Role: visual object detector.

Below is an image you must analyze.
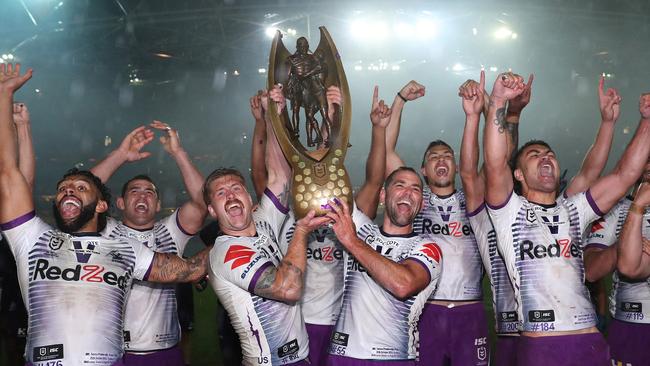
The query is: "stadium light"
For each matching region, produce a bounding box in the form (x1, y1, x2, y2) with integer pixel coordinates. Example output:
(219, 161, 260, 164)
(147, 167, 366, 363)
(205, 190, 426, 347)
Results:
(494, 27, 513, 40)
(265, 27, 279, 38)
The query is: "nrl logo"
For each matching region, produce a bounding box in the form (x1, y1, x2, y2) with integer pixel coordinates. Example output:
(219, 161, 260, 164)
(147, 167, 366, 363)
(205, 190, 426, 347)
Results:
(48, 235, 66, 251)
(526, 209, 537, 223)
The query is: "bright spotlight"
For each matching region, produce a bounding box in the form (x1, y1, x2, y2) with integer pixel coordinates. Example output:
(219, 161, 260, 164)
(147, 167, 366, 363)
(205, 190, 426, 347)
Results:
(7, 54, 13, 60)
(489, 66, 498, 72)
(391, 65, 400, 71)
(351, 20, 388, 41)
(287, 28, 297, 36)
(394, 22, 414, 38)
(350, 20, 367, 39)
(472, 27, 478, 36)
(452, 63, 465, 72)
(354, 65, 363, 71)
(415, 20, 437, 39)
(494, 27, 513, 40)
(258, 68, 267, 74)
(233, 70, 240, 76)
(1, 54, 7, 60)
(511, 33, 518, 39)
(265, 27, 279, 38)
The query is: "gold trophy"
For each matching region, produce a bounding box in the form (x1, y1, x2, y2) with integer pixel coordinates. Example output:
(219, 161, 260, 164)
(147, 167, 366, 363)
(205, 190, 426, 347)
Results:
(267, 26, 352, 218)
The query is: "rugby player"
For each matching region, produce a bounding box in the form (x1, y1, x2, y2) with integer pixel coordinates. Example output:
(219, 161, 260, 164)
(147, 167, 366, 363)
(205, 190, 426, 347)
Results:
(249, 86, 390, 365)
(0, 63, 209, 366)
(90, 120, 207, 365)
(385, 80, 488, 366)
(325, 167, 442, 365)
(483, 71, 650, 365)
(205, 85, 330, 366)
(586, 157, 650, 365)
(459, 71, 620, 365)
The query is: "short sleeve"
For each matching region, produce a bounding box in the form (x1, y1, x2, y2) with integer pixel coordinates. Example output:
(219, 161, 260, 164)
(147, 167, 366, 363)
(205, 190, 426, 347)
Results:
(486, 191, 524, 227)
(0, 211, 47, 259)
(585, 201, 626, 250)
(405, 240, 442, 284)
(255, 189, 290, 237)
(210, 237, 276, 293)
(564, 189, 604, 233)
(352, 205, 373, 234)
(131, 240, 156, 281)
(159, 208, 194, 255)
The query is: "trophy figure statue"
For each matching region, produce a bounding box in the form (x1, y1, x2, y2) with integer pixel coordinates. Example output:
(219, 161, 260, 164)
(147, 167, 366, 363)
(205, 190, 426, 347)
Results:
(268, 26, 353, 218)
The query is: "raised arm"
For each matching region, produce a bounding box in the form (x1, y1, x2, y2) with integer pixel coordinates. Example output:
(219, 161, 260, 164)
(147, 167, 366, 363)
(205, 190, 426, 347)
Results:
(355, 86, 390, 218)
(589, 93, 650, 213)
(326, 199, 431, 300)
(565, 76, 620, 196)
(249, 93, 268, 201)
(147, 247, 211, 283)
(150, 120, 207, 235)
(265, 86, 292, 205)
(504, 74, 533, 163)
(617, 182, 650, 279)
(483, 73, 525, 206)
(90, 126, 154, 183)
(459, 72, 486, 212)
(13, 102, 35, 189)
(252, 211, 329, 303)
(385, 80, 425, 176)
(0, 63, 34, 223)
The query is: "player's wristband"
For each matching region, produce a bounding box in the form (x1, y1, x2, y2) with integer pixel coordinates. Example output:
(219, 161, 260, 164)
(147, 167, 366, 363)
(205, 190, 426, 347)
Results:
(630, 202, 645, 215)
(397, 92, 408, 102)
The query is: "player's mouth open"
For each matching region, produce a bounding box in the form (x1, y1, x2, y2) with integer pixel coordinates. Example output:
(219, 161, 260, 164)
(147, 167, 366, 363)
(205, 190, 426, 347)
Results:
(539, 163, 554, 177)
(135, 202, 148, 213)
(435, 166, 448, 177)
(59, 197, 81, 218)
(225, 200, 244, 217)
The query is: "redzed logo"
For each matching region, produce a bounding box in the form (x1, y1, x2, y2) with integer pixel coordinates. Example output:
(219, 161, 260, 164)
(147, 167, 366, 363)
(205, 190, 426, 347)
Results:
(420, 243, 442, 262)
(224, 245, 256, 270)
(590, 218, 605, 233)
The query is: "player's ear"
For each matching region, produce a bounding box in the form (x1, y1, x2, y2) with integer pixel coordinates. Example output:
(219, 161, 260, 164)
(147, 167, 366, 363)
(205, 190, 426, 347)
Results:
(513, 168, 524, 183)
(116, 197, 125, 210)
(379, 187, 386, 206)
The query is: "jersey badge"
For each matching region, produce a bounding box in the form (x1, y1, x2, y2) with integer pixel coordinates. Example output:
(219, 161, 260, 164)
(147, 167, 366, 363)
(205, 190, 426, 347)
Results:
(420, 243, 442, 262)
(48, 235, 66, 251)
(590, 218, 605, 233)
(526, 209, 537, 223)
(224, 245, 256, 270)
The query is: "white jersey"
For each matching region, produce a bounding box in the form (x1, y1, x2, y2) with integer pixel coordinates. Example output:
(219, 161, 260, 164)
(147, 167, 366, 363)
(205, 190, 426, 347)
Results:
(329, 209, 442, 361)
(1, 211, 154, 366)
(413, 188, 483, 301)
(279, 212, 343, 326)
(586, 198, 650, 324)
(102, 210, 193, 352)
(487, 191, 601, 332)
(468, 204, 519, 334)
(208, 190, 308, 366)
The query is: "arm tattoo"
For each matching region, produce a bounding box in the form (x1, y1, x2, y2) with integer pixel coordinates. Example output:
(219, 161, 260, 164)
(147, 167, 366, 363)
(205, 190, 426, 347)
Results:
(506, 122, 519, 147)
(277, 182, 290, 206)
(493, 107, 507, 134)
(151, 250, 209, 283)
(253, 260, 303, 301)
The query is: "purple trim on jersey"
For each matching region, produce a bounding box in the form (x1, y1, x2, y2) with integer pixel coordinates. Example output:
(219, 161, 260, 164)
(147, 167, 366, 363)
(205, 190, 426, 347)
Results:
(486, 190, 513, 210)
(248, 261, 273, 292)
(466, 202, 486, 218)
(174, 207, 195, 236)
(404, 257, 432, 284)
(0, 210, 35, 230)
(264, 188, 290, 214)
(584, 243, 609, 251)
(142, 256, 155, 281)
(586, 189, 605, 217)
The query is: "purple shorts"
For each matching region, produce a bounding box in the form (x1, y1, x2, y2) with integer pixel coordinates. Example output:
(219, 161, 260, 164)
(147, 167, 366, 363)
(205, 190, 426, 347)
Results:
(327, 354, 414, 366)
(306, 323, 334, 366)
(494, 335, 518, 366)
(416, 302, 490, 366)
(608, 318, 650, 365)
(122, 345, 185, 366)
(516, 332, 609, 366)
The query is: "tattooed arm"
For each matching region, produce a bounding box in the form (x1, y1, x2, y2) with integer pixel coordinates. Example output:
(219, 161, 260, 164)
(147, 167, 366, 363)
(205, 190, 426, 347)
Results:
(252, 211, 329, 303)
(147, 247, 211, 283)
(483, 72, 525, 207)
(504, 74, 533, 164)
(265, 86, 292, 206)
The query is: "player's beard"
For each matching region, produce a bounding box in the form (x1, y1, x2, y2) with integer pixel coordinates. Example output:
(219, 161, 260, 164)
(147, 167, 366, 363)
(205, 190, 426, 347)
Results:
(53, 200, 97, 234)
(432, 178, 452, 189)
(386, 197, 418, 227)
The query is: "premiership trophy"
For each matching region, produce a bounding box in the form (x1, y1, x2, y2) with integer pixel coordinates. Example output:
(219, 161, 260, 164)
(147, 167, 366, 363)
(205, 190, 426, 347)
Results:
(267, 26, 352, 218)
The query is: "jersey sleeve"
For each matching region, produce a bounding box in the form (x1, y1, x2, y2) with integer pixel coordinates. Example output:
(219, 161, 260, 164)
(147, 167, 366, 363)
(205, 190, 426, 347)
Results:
(405, 239, 442, 285)
(0, 211, 48, 259)
(564, 189, 605, 234)
(585, 201, 626, 250)
(130, 239, 156, 281)
(352, 205, 374, 234)
(209, 237, 276, 293)
(277, 212, 296, 254)
(160, 208, 194, 256)
(486, 191, 524, 228)
(468, 204, 494, 274)
(256, 188, 290, 238)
